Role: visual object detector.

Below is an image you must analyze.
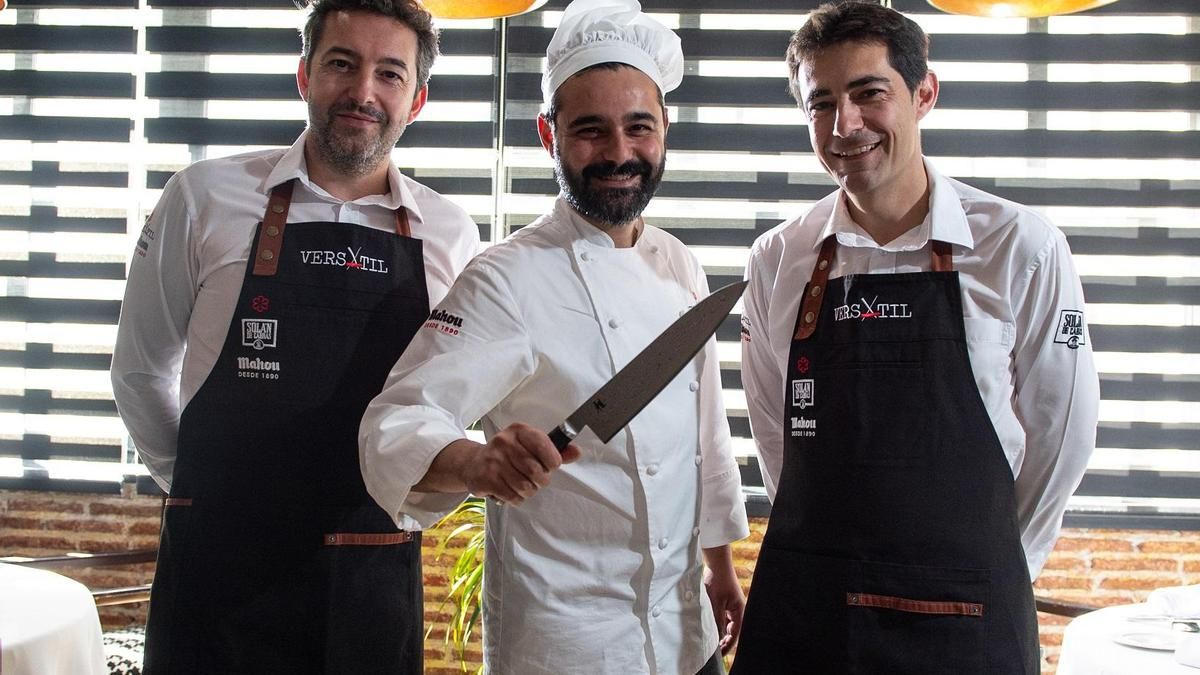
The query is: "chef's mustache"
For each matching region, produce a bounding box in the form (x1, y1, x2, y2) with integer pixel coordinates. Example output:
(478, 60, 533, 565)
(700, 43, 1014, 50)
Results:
(329, 101, 387, 124)
(582, 159, 652, 183)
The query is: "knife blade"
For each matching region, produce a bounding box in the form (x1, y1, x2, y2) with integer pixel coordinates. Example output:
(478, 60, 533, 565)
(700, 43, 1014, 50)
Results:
(547, 279, 748, 451)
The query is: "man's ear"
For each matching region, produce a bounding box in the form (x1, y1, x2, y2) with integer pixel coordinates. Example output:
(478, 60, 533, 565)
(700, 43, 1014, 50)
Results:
(914, 69, 938, 122)
(296, 57, 310, 102)
(536, 113, 555, 155)
(406, 85, 428, 124)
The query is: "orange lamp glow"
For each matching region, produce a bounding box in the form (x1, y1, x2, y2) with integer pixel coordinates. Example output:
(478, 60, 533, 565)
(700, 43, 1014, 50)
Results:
(926, 0, 1119, 17)
(421, 0, 548, 20)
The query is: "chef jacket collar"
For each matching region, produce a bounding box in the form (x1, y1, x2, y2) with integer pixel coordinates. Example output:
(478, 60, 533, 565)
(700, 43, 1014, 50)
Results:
(554, 196, 643, 250)
(261, 130, 424, 225)
(813, 157, 974, 254)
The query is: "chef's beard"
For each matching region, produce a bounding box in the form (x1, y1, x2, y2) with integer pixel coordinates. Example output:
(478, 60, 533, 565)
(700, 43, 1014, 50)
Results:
(308, 100, 405, 177)
(555, 152, 665, 228)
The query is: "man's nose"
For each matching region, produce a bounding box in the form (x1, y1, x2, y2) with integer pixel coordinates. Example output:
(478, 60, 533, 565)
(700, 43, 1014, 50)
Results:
(833, 101, 863, 138)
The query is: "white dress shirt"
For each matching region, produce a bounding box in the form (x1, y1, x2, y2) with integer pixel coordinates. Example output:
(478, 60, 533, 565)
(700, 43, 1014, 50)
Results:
(111, 131, 481, 492)
(740, 159, 1099, 579)
(360, 197, 749, 675)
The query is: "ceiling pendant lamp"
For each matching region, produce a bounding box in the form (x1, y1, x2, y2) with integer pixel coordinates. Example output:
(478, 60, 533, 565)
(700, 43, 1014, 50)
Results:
(421, 0, 548, 20)
(925, 0, 1119, 18)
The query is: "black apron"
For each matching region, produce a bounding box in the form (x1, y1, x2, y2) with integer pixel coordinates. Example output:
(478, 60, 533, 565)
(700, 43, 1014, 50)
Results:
(143, 180, 429, 674)
(732, 237, 1039, 675)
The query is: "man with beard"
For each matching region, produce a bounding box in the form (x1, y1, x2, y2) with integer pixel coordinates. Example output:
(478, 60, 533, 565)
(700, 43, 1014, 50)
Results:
(110, 1, 479, 672)
(358, 1, 749, 673)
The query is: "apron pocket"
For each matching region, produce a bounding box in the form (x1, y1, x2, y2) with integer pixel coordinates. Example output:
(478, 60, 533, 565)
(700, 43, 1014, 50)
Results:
(846, 559, 989, 674)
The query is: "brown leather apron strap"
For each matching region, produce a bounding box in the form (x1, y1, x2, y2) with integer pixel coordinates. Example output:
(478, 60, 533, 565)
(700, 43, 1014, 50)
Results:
(252, 180, 294, 277)
(794, 236, 837, 340)
(323, 532, 415, 546)
(164, 497, 193, 507)
(847, 592, 983, 617)
(393, 208, 411, 238)
(931, 240, 954, 272)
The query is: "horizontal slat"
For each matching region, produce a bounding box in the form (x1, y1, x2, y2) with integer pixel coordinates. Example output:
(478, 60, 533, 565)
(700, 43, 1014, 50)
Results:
(0, 26, 134, 53)
(146, 26, 497, 57)
(0, 212, 127, 235)
(0, 71, 134, 98)
(144, 118, 492, 147)
(0, 350, 112, 370)
(0, 167, 129, 189)
(145, 72, 494, 102)
(0, 115, 131, 142)
(0, 298, 121, 324)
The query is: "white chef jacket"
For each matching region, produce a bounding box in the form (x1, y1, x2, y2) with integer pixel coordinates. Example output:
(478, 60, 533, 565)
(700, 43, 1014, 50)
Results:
(111, 131, 481, 492)
(740, 159, 1099, 579)
(360, 197, 750, 675)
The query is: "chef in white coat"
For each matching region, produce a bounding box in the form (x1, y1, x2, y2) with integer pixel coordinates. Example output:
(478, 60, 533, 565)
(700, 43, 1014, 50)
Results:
(359, 1, 749, 673)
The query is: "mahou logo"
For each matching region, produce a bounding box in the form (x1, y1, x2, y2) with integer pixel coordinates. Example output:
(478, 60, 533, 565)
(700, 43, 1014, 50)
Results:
(299, 246, 389, 274)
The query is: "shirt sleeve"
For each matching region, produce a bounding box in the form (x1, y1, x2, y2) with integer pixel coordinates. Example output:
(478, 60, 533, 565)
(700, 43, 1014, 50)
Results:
(693, 267, 751, 549)
(741, 241, 786, 502)
(1009, 226, 1100, 579)
(110, 174, 200, 492)
(359, 258, 536, 529)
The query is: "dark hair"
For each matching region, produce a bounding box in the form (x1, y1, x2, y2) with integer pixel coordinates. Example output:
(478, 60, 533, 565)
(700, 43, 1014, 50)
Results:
(297, 0, 439, 87)
(786, 1, 929, 103)
(542, 62, 666, 129)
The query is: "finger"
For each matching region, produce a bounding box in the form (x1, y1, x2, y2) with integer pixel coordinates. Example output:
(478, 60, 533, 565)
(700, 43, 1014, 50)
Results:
(559, 443, 584, 464)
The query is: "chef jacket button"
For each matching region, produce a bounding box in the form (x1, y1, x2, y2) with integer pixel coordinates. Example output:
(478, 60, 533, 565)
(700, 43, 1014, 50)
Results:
(649, 245, 659, 254)
(694, 455, 702, 466)
(692, 526, 700, 537)
(688, 381, 699, 392)
(685, 590, 695, 602)
(580, 251, 590, 262)
(810, 285, 822, 298)
(804, 311, 815, 324)
(646, 464, 659, 476)
(260, 250, 274, 261)
(818, 259, 829, 271)
(271, 203, 285, 214)
(658, 537, 669, 550)
(266, 225, 280, 237)
(608, 318, 620, 329)
(652, 605, 662, 618)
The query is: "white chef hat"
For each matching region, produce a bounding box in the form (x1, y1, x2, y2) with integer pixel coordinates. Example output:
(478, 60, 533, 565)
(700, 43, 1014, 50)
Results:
(541, 0, 684, 105)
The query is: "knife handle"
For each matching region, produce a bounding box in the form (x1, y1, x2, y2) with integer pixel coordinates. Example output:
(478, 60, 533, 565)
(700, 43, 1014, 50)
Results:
(548, 424, 575, 452)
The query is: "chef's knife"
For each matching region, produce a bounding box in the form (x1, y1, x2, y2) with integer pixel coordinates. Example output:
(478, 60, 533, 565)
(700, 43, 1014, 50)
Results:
(547, 280, 748, 451)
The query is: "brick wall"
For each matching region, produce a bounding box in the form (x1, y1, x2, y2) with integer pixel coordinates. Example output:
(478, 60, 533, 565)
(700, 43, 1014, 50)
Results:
(4, 489, 1200, 673)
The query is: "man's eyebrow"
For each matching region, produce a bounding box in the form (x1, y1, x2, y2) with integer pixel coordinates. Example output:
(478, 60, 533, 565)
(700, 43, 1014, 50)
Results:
(624, 110, 657, 123)
(566, 114, 605, 129)
(322, 45, 409, 72)
(804, 75, 891, 108)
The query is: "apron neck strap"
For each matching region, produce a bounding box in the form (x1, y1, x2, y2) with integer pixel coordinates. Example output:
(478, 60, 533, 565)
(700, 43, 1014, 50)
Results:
(793, 235, 955, 340)
(252, 179, 412, 277)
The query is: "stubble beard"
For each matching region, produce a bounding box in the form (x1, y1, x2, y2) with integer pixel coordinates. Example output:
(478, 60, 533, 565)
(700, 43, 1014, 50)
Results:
(309, 100, 405, 177)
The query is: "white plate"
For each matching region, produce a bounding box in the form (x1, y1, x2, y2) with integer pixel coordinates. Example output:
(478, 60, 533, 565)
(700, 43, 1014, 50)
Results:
(1113, 631, 1178, 651)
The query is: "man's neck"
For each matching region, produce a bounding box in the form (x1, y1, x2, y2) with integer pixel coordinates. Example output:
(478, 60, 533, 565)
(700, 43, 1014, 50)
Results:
(303, 145, 391, 203)
(844, 167, 931, 247)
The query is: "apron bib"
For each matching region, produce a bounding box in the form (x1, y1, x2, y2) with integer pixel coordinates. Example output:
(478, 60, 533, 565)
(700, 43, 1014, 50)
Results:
(144, 180, 429, 674)
(733, 237, 1039, 674)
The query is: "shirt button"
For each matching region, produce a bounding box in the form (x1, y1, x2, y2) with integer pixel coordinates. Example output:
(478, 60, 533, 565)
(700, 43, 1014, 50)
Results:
(694, 455, 702, 466)
(658, 537, 669, 550)
(652, 605, 662, 618)
(649, 245, 660, 254)
(685, 590, 695, 602)
(580, 251, 590, 261)
(688, 381, 699, 392)
(608, 318, 620, 329)
(646, 464, 659, 476)
(692, 527, 700, 537)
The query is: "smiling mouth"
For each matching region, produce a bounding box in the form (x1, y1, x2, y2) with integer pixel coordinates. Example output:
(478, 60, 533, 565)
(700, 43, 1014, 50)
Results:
(832, 142, 880, 158)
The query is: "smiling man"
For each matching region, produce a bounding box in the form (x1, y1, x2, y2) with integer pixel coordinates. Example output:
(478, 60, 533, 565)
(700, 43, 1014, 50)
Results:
(110, 1, 479, 672)
(732, 2, 1099, 673)
(358, 1, 748, 673)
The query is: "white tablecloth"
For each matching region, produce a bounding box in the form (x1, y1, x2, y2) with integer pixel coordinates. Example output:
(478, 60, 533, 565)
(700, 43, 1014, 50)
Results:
(1058, 603, 1198, 675)
(0, 562, 106, 675)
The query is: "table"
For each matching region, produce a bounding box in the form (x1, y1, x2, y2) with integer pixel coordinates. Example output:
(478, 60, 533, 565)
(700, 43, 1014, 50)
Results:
(0, 562, 106, 675)
(1057, 603, 1198, 675)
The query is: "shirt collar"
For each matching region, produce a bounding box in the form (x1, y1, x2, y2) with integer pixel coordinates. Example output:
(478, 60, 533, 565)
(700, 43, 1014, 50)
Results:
(553, 196, 629, 249)
(261, 130, 424, 223)
(812, 157, 974, 253)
